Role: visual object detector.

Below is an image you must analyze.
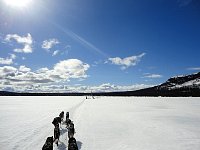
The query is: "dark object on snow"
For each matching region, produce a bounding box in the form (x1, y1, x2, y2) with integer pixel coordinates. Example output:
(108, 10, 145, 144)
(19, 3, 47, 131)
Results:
(66, 112, 69, 120)
(42, 136, 53, 150)
(52, 117, 61, 127)
(68, 122, 75, 138)
(68, 129, 75, 138)
(70, 122, 74, 128)
(66, 118, 71, 128)
(68, 137, 78, 150)
(54, 126, 60, 146)
(59, 111, 64, 121)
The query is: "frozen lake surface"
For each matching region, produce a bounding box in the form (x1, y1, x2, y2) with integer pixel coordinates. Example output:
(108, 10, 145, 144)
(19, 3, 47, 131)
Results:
(0, 96, 200, 150)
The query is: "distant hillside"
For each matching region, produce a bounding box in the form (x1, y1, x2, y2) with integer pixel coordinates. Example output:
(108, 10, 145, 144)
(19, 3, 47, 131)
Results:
(159, 72, 200, 90)
(95, 72, 200, 97)
(1, 72, 200, 96)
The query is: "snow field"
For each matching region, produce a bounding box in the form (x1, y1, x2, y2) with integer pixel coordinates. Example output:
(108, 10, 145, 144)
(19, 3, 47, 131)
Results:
(0, 96, 84, 150)
(0, 96, 200, 150)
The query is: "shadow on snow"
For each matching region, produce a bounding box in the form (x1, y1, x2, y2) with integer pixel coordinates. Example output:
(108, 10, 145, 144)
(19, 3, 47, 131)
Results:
(77, 141, 83, 149)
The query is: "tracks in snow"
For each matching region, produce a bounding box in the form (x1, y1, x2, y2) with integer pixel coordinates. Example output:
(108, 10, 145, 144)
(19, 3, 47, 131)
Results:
(54, 98, 86, 150)
(68, 99, 86, 120)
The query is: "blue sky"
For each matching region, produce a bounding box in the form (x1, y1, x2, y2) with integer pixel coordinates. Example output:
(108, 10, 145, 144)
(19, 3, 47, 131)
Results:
(0, 0, 200, 92)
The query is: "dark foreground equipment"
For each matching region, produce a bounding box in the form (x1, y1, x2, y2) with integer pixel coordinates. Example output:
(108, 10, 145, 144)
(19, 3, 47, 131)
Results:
(68, 122, 75, 138)
(66, 112, 69, 120)
(42, 136, 53, 150)
(68, 137, 78, 150)
(52, 117, 61, 127)
(54, 126, 60, 146)
(59, 111, 64, 121)
(66, 118, 71, 128)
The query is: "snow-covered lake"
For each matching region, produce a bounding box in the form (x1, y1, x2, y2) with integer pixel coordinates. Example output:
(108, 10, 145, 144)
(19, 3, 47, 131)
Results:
(0, 96, 200, 150)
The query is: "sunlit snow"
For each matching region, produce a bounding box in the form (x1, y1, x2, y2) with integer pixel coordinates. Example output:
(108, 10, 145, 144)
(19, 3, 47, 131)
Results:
(0, 96, 200, 150)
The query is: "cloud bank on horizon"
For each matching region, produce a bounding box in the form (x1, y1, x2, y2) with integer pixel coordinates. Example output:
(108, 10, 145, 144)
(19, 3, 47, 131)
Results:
(0, 0, 199, 92)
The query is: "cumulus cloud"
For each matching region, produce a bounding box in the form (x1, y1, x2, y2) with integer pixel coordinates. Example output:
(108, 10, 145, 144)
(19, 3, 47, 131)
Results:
(19, 65, 31, 73)
(36, 67, 49, 73)
(42, 38, 59, 51)
(5, 33, 33, 53)
(0, 66, 17, 77)
(53, 59, 90, 79)
(0, 57, 13, 65)
(0, 59, 90, 91)
(143, 73, 163, 78)
(0, 81, 153, 93)
(88, 83, 153, 93)
(0, 66, 50, 85)
(51, 83, 153, 93)
(108, 53, 146, 70)
(52, 50, 60, 56)
(0, 54, 16, 65)
(59, 83, 150, 93)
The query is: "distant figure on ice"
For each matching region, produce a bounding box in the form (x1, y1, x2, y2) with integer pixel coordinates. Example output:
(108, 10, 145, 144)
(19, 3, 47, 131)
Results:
(59, 111, 64, 122)
(68, 137, 78, 150)
(54, 125, 60, 146)
(42, 136, 53, 150)
(91, 91, 95, 99)
(52, 117, 61, 128)
(66, 112, 69, 121)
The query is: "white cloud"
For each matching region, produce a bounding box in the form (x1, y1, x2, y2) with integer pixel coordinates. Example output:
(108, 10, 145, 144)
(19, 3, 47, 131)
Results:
(88, 83, 153, 93)
(108, 53, 146, 70)
(143, 74, 163, 78)
(0, 81, 154, 93)
(19, 65, 31, 73)
(0, 54, 16, 65)
(0, 66, 17, 77)
(14, 44, 32, 53)
(52, 50, 60, 56)
(187, 67, 200, 71)
(0, 57, 13, 65)
(0, 59, 90, 90)
(36, 67, 49, 73)
(10, 54, 16, 59)
(5, 33, 33, 53)
(42, 38, 59, 51)
(53, 59, 90, 79)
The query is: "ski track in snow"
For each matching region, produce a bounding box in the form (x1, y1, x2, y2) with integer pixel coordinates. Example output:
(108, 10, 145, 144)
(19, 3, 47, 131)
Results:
(1, 97, 200, 150)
